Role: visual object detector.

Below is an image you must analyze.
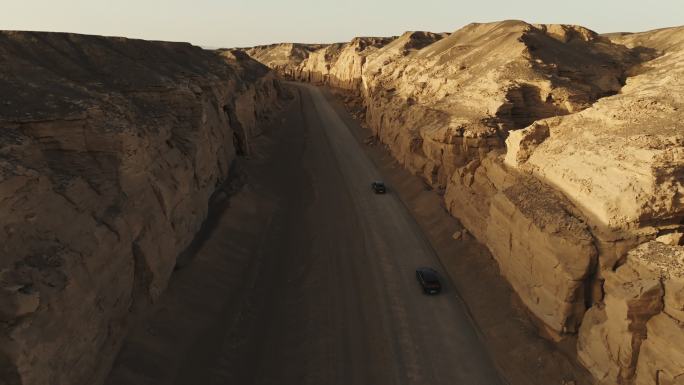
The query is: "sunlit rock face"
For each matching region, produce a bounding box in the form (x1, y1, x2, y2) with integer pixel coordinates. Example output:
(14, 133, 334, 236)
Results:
(245, 42, 325, 78)
(0, 32, 281, 385)
(578, 241, 684, 385)
(246, 20, 684, 383)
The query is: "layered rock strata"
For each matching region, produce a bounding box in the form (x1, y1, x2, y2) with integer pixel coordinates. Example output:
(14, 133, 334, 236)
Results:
(0, 32, 280, 385)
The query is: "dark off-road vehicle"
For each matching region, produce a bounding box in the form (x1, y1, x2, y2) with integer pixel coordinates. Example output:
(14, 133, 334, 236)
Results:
(415, 267, 442, 295)
(371, 181, 387, 194)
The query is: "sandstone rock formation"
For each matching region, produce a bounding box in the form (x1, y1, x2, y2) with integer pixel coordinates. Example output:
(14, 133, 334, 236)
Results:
(253, 20, 638, 334)
(578, 241, 684, 385)
(244, 42, 325, 78)
(0, 32, 280, 385)
(247, 20, 684, 383)
(299, 37, 395, 90)
(577, 244, 666, 384)
(448, 154, 597, 334)
(562, 27, 684, 385)
(636, 313, 684, 385)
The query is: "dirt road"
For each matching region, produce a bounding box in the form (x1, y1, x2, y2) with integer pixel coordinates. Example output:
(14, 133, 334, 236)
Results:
(105, 83, 504, 385)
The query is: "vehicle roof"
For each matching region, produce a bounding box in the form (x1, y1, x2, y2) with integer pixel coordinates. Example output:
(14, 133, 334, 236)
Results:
(417, 267, 439, 279)
(416, 266, 437, 272)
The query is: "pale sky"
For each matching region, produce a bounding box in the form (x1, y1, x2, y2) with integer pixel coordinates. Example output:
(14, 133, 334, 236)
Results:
(1, 0, 682, 48)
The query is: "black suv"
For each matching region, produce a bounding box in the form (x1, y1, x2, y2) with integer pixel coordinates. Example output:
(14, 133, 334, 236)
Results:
(371, 181, 387, 194)
(415, 267, 442, 294)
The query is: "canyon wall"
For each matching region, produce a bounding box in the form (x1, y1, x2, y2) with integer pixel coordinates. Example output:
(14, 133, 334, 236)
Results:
(570, 27, 684, 385)
(245, 42, 325, 78)
(0, 32, 281, 385)
(247, 20, 684, 383)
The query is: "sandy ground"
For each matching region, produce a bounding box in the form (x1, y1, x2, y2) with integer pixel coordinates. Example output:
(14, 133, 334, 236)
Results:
(104, 82, 591, 385)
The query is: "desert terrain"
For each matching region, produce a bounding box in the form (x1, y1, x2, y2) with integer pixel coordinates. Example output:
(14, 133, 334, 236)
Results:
(0, 19, 682, 385)
(246, 21, 683, 385)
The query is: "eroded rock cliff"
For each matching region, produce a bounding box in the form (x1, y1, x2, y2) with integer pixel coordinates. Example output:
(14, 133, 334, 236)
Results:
(578, 241, 683, 385)
(0, 32, 280, 385)
(247, 20, 684, 383)
(244, 42, 325, 78)
(572, 27, 684, 385)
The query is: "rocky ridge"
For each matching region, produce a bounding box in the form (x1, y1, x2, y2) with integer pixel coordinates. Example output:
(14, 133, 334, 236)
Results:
(246, 20, 684, 384)
(244, 42, 325, 78)
(0, 32, 281, 385)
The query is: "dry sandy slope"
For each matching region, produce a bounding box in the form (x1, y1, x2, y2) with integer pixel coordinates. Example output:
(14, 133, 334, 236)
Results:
(0, 32, 281, 385)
